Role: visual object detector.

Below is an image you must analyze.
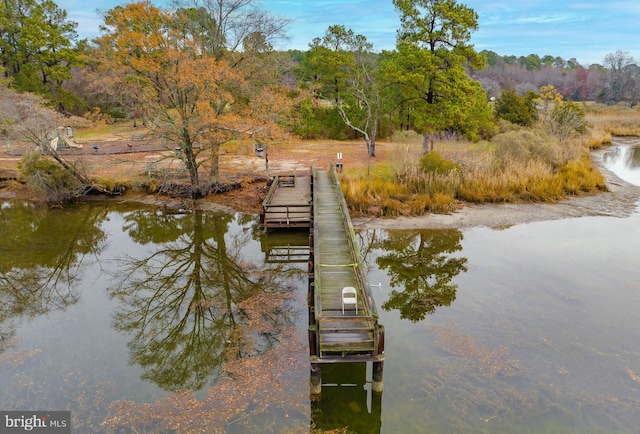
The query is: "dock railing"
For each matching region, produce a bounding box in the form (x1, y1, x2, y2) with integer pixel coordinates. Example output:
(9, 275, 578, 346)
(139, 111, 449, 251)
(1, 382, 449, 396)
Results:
(261, 172, 311, 229)
(327, 162, 379, 320)
(308, 163, 384, 367)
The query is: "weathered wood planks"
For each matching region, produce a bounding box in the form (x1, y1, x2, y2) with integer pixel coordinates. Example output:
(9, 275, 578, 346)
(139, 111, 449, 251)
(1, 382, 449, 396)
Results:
(311, 168, 384, 362)
(261, 175, 312, 229)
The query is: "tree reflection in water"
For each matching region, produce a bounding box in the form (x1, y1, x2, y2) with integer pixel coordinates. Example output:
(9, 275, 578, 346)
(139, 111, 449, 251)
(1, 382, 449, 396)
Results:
(0, 201, 107, 354)
(370, 229, 468, 322)
(108, 211, 306, 427)
(602, 143, 640, 184)
(612, 143, 640, 169)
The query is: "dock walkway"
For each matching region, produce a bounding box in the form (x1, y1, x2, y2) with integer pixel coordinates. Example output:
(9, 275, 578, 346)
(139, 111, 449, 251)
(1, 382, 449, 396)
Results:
(261, 166, 384, 371)
(310, 168, 384, 364)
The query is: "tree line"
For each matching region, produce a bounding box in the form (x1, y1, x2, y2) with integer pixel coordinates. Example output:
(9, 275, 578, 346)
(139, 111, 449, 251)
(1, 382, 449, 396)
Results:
(1, 0, 638, 196)
(474, 50, 640, 105)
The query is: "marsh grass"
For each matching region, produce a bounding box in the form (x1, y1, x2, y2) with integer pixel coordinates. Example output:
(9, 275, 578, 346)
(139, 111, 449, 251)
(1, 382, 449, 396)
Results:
(343, 117, 612, 216)
(341, 161, 458, 216)
(585, 103, 640, 140)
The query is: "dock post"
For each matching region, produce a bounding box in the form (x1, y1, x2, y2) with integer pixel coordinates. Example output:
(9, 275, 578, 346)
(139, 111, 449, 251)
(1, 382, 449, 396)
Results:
(373, 324, 385, 393)
(308, 251, 315, 320)
(308, 325, 318, 356)
(372, 361, 384, 393)
(310, 364, 322, 395)
(308, 252, 314, 287)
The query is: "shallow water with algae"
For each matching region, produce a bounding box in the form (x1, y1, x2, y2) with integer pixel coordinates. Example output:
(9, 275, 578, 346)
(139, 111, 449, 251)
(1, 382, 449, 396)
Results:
(1, 149, 640, 432)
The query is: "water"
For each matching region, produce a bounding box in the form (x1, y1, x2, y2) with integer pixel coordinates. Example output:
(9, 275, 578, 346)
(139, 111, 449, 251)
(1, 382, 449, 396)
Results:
(1, 143, 639, 433)
(602, 137, 640, 185)
(0, 204, 311, 432)
(367, 216, 640, 432)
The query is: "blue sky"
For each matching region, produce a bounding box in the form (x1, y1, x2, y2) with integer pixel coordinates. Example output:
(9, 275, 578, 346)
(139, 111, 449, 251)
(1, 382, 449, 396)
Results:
(58, 0, 640, 66)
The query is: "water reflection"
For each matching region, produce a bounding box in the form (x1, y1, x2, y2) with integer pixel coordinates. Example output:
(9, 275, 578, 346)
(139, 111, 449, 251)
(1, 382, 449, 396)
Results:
(364, 229, 467, 322)
(101, 209, 310, 432)
(1, 197, 638, 432)
(108, 209, 302, 391)
(260, 230, 310, 264)
(602, 142, 640, 185)
(312, 363, 382, 433)
(0, 201, 107, 353)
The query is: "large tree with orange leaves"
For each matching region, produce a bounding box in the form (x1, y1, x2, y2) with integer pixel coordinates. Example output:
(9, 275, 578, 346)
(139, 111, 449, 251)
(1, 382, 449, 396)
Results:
(93, 1, 293, 195)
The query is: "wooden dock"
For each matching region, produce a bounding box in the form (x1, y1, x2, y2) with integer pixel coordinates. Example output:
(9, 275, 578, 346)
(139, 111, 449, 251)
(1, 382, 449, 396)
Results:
(260, 174, 312, 229)
(261, 165, 384, 393)
(309, 167, 384, 367)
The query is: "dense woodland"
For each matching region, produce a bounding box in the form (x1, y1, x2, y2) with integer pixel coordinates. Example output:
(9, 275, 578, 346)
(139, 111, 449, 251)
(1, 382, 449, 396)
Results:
(2, 0, 638, 127)
(1, 0, 639, 204)
(474, 50, 640, 105)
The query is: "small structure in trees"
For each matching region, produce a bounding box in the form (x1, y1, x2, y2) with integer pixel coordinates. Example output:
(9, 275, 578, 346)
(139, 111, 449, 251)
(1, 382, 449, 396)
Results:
(48, 127, 83, 150)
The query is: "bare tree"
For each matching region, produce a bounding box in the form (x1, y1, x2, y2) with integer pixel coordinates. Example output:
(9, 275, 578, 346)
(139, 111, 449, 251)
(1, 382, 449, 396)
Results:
(170, 0, 291, 56)
(0, 86, 106, 199)
(304, 25, 383, 157)
(602, 50, 639, 104)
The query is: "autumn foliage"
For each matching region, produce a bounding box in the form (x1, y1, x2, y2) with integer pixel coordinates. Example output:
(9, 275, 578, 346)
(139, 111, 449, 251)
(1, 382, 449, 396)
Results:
(91, 1, 294, 195)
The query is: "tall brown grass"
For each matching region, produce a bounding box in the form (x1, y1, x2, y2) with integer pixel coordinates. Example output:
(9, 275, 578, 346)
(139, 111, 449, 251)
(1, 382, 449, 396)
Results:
(341, 161, 459, 216)
(341, 107, 624, 216)
(585, 103, 640, 143)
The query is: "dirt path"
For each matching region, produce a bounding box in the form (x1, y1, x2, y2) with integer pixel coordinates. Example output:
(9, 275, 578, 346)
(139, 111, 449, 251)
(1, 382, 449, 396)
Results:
(352, 148, 640, 230)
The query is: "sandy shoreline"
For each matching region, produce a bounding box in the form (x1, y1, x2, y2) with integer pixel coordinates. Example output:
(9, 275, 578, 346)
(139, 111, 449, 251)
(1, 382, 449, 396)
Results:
(352, 148, 640, 230)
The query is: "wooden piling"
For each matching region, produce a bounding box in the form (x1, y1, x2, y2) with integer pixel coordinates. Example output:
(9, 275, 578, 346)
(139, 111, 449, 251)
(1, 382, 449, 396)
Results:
(310, 364, 322, 395)
(309, 325, 318, 357)
(373, 325, 385, 393)
(372, 361, 384, 393)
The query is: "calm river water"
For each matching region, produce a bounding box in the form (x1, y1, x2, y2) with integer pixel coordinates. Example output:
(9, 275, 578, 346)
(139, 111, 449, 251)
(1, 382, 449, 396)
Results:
(1, 142, 639, 433)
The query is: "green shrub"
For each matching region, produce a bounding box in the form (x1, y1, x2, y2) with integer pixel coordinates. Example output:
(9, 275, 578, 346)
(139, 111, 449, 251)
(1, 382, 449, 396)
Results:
(549, 101, 588, 141)
(420, 151, 461, 174)
(496, 119, 521, 133)
(292, 104, 352, 139)
(491, 129, 562, 167)
(494, 86, 538, 126)
(18, 150, 82, 201)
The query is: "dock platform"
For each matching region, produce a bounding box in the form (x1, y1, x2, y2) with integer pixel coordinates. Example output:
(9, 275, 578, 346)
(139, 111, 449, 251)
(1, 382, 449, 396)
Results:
(261, 174, 311, 229)
(261, 165, 385, 393)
